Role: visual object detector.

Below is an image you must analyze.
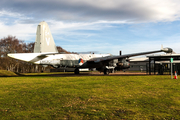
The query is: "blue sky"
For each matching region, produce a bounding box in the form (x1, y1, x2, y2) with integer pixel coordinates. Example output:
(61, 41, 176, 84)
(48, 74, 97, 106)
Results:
(0, 0, 180, 55)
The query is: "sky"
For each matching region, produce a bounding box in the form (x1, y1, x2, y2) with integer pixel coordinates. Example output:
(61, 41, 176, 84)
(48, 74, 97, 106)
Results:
(0, 0, 180, 55)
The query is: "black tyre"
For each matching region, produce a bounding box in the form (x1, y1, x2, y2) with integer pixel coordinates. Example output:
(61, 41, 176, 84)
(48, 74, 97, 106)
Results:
(74, 68, 79, 74)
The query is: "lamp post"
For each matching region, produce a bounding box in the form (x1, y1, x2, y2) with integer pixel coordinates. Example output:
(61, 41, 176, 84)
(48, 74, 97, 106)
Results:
(171, 58, 173, 79)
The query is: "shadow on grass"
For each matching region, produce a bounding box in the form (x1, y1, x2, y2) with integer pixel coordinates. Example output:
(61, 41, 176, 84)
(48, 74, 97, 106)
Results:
(0, 71, 150, 77)
(43, 72, 149, 77)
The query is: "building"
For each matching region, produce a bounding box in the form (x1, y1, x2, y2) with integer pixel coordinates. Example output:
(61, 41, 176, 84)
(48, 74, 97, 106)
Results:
(129, 54, 180, 75)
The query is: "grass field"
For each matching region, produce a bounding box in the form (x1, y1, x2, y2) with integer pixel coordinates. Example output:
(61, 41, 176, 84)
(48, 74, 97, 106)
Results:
(0, 72, 180, 119)
(0, 70, 17, 77)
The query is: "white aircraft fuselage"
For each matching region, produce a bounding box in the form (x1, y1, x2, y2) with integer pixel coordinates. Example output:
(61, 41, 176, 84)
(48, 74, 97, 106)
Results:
(36, 53, 111, 68)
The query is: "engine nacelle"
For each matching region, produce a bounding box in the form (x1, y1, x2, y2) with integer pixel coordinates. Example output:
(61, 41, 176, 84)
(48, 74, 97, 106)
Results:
(161, 47, 173, 53)
(116, 58, 130, 69)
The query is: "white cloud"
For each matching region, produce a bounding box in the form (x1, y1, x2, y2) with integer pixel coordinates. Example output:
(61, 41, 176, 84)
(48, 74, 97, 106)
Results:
(48, 20, 128, 33)
(1, 0, 180, 22)
(0, 20, 36, 41)
(61, 0, 180, 22)
(0, 0, 180, 54)
(0, 10, 22, 17)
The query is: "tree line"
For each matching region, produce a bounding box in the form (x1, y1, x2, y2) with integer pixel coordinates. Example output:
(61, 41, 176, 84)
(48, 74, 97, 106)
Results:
(0, 36, 70, 73)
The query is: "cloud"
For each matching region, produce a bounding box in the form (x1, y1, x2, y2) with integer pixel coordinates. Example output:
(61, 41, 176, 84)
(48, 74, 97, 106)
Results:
(1, 0, 180, 54)
(0, 21, 36, 42)
(1, 0, 180, 23)
(61, 38, 180, 55)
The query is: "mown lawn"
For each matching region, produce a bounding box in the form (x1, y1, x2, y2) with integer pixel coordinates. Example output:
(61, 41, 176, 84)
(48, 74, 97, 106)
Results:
(0, 70, 17, 77)
(0, 75, 180, 119)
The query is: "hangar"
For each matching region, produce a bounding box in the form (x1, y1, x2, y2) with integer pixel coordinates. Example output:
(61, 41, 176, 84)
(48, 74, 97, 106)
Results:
(129, 54, 180, 75)
(147, 54, 180, 75)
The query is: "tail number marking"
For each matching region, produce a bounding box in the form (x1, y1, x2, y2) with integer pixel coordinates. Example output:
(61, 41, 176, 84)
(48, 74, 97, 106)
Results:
(43, 25, 50, 46)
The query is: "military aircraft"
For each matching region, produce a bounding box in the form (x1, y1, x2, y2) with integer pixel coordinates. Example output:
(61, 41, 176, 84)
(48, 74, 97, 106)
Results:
(8, 21, 173, 75)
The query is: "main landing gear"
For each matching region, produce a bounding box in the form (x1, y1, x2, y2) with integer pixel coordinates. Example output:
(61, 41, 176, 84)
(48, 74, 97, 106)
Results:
(103, 68, 114, 75)
(74, 68, 79, 74)
(104, 69, 110, 75)
(74, 68, 113, 75)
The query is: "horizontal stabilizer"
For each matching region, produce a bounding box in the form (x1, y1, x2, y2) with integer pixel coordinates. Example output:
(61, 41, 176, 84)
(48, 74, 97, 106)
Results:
(7, 52, 58, 63)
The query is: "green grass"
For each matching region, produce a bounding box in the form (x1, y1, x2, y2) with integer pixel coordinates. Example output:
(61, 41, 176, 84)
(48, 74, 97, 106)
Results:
(0, 70, 17, 77)
(20, 72, 72, 76)
(0, 70, 72, 77)
(0, 75, 180, 119)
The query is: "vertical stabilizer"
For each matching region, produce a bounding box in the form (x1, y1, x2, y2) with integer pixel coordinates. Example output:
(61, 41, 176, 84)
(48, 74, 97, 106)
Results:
(34, 21, 58, 53)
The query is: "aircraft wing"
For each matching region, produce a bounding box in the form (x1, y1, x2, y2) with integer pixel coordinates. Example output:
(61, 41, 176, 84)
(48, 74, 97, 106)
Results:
(87, 48, 173, 63)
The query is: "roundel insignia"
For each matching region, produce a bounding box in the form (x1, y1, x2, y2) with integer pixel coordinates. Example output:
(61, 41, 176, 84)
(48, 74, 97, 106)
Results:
(78, 58, 84, 65)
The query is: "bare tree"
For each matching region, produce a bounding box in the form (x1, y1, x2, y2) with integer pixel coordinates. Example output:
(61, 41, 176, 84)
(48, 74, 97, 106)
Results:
(0, 36, 36, 72)
(57, 46, 71, 54)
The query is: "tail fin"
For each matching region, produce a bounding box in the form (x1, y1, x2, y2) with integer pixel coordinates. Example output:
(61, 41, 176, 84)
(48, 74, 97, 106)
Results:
(34, 21, 58, 53)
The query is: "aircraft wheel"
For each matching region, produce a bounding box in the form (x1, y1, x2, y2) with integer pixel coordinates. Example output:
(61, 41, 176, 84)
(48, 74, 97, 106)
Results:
(74, 68, 79, 74)
(104, 69, 109, 75)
